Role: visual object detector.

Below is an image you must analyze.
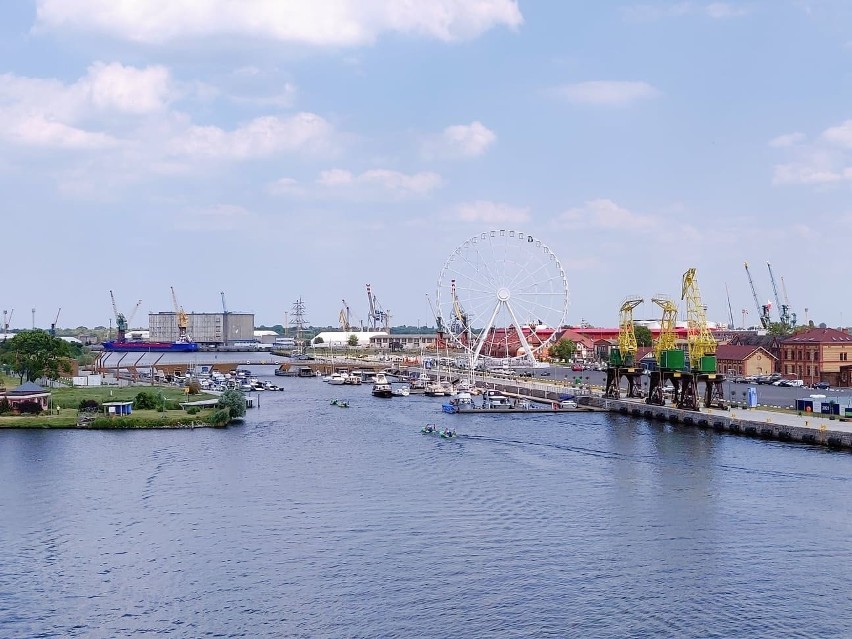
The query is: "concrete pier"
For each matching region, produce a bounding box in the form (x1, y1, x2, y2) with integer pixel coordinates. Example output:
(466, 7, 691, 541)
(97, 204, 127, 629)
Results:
(477, 377, 852, 451)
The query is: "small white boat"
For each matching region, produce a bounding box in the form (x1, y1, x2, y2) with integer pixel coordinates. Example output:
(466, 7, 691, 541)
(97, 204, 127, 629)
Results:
(391, 384, 410, 397)
(328, 373, 347, 385)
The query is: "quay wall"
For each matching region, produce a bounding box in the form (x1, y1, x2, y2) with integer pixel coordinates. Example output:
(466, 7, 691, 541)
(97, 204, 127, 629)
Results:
(479, 378, 852, 452)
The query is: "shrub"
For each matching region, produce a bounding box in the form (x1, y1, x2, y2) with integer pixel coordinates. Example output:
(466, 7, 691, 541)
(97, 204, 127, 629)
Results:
(133, 391, 160, 410)
(218, 389, 246, 419)
(186, 406, 200, 415)
(206, 408, 231, 427)
(0, 397, 10, 414)
(78, 399, 100, 412)
(17, 401, 43, 415)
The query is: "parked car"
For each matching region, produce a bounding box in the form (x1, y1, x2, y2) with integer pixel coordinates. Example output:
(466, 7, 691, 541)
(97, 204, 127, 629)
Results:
(571, 364, 583, 371)
(539, 371, 551, 376)
(813, 381, 831, 390)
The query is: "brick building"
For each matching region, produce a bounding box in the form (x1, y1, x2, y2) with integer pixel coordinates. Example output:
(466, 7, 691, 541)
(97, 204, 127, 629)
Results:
(715, 344, 777, 378)
(780, 327, 852, 386)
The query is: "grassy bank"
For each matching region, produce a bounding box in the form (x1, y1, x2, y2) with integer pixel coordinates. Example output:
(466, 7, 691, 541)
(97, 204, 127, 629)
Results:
(0, 377, 224, 429)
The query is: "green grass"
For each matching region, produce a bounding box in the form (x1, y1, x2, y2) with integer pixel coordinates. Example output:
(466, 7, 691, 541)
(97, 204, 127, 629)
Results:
(0, 379, 219, 428)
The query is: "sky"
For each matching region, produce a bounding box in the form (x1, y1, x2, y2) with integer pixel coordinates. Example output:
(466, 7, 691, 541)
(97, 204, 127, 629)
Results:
(2, 0, 852, 332)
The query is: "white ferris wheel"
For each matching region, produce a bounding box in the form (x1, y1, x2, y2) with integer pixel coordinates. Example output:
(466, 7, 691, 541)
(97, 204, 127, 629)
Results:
(436, 230, 569, 368)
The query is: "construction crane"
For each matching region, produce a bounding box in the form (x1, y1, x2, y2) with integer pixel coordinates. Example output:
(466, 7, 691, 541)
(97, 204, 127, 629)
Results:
(646, 295, 682, 406)
(339, 299, 351, 331)
(2, 309, 13, 339)
(744, 261, 771, 329)
(171, 286, 190, 342)
(366, 283, 391, 332)
(725, 284, 735, 330)
(49, 308, 61, 337)
(780, 276, 797, 327)
(766, 262, 793, 330)
(605, 296, 644, 399)
(450, 279, 470, 341)
(110, 290, 128, 342)
(681, 268, 725, 410)
(682, 268, 716, 370)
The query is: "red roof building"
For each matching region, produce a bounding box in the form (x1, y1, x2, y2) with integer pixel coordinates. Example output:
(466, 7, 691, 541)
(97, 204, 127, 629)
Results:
(780, 327, 852, 386)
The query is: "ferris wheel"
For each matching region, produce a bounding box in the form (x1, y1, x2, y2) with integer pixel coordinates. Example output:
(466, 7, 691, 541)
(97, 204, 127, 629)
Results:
(436, 230, 569, 367)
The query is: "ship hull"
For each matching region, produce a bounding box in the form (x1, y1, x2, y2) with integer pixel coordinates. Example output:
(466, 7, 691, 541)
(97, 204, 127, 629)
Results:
(103, 341, 199, 352)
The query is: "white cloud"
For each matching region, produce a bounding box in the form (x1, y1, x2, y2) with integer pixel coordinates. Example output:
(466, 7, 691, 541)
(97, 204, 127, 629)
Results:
(168, 113, 336, 160)
(771, 119, 852, 186)
(35, 0, 523, 46)
(8, 116, 118, 149)
(769, 132, 805, 148)
(426, 121, 497, 158)
(267, 177, 304, 196)
(0, 62, 173, 149)
(624, 2, 748, 21)
(555, 199, 659, 230)
(552, 81, 659, 107)
(822, 120, 852, 148)
(85, 62, 172, 114)
(772, 163, 847, 186)
(455, 200, 530, 224)
(317, 168, 443, 195)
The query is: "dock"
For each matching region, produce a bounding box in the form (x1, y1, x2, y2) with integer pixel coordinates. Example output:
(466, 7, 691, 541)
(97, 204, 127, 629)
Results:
(472, 377, 852, 451)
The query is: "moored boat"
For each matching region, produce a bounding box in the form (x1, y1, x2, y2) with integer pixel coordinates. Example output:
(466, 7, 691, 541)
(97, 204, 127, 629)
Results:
(372, 373, 393, 398)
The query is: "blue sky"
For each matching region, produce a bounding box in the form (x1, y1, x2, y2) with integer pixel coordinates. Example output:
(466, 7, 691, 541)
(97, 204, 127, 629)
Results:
(2, 0, 852, 331)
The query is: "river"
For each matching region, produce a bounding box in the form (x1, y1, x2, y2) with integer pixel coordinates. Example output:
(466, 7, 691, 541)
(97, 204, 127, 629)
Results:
(2, 369, 851, 638)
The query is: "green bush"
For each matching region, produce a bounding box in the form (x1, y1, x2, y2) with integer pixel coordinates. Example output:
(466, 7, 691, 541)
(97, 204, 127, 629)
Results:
(133, 391, 160, 410)
(187, 406, 200, 415)
(0, 397, 10, 414)
(17, 401, 43, 415)
(78, 399, 100, 412)
(218, 389, 246, 419)
(206, 408, 231, 427)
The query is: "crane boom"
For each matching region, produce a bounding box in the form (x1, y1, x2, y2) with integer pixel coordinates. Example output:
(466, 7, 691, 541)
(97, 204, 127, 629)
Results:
(682, 268, 716, 370)
(766, 262, 789, 328)
(652, 296, 679, 364)
(109, 290, 128, 340)
(49, 307, 61, 337)
(170, 286, 189, 341)
(615, 296, 643, 366)
(744, 262, 771, 329)
(339, 299, 351, 331)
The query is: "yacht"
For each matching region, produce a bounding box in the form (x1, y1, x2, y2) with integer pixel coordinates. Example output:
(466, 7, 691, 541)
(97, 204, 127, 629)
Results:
(372, 373, 394, 398)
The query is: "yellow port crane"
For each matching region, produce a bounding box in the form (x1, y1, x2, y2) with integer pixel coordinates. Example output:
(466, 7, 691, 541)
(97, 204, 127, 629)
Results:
(681, 268, 716, 371)
(171, 286, 190, 342)
(651, 296, 678, 364)
(605, 296, 644, 399)
(614, 296, 643, 367)
(339, 299, 351, 331)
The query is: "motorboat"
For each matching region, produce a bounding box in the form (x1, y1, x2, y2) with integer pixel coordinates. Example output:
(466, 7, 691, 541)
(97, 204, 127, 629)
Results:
(391, 384, 410, 397)
(328, 373, 347, 385)
(372, 373, 394, 398)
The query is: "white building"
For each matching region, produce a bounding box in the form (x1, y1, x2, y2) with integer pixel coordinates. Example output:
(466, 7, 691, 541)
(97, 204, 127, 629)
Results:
(311, 331, 389, 348)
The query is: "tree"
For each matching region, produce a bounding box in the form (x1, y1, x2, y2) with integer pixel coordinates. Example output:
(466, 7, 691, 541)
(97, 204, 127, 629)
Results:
(549, 338, 576, 362)
(313, 336, 325, 344)
(347, 334, 359, 347)
(634, 325, 653, 347)
(219, 388, 246, 419)
(0, 330, 73, 383)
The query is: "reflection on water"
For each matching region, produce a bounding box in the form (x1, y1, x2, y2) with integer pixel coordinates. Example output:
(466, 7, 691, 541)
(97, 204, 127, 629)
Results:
(2, 373, 852, 638)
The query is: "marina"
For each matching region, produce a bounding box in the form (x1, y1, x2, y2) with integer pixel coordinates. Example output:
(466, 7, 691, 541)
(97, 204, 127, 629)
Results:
(3, 369, 850, 638)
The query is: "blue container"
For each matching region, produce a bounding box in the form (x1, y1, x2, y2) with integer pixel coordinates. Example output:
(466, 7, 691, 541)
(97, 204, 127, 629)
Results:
(747, 387, 758, 408)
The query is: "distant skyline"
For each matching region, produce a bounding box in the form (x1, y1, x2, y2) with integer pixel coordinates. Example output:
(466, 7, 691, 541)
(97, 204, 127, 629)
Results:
(2, 1, 852, 331)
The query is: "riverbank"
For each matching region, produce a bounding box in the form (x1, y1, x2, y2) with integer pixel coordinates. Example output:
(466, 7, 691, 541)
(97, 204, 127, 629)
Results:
(0, 375, 227, 428)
